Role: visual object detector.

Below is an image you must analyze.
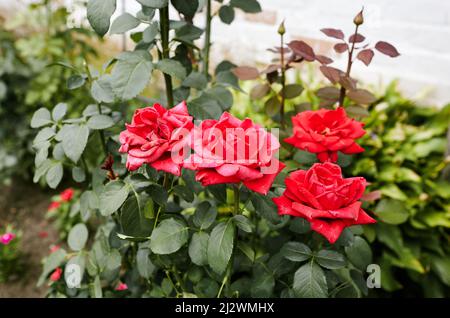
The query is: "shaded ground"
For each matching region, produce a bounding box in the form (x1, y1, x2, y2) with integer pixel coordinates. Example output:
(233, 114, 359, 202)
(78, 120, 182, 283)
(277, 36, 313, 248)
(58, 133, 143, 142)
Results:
(0, 178, 57, 298)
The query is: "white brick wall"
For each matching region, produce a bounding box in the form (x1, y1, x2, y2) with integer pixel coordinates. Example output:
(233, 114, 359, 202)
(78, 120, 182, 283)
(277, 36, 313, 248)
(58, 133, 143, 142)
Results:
(3, 0, 450, 106)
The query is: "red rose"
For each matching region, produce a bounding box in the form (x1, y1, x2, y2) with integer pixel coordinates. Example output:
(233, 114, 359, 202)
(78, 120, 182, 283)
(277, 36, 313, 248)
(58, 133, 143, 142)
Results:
(48, 201, 61, 211)
(50, 267, 62, 282)
(184, 112, 285, 195)
(273, 162, 375, 243)
(60, 188, 74, 202)
(285, 107, 365, 162)
(115, 282, 128, 291)
(119, 101, 193, 176)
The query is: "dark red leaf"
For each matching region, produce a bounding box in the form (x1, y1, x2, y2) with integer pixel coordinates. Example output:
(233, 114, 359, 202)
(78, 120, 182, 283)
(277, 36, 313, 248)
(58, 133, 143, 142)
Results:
(347, 89, 376, 104)
(349, 33, 365, 43)
(316, 86, 340, 101)
(287, 40, 315, 61)
(334, 43, 348, 53)
(232, 66, 260, 80)
(356, 49, 374, 66)
(319, 66, 343, 84)
(320, 28, 345, 40)
(339, 75, 356, 90)
(375, 41, 400, 57)
(315, 55, 333, 65)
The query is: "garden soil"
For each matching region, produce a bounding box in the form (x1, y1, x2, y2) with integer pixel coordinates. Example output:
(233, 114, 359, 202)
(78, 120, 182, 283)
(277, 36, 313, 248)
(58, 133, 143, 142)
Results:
(0, 178, 58, 297)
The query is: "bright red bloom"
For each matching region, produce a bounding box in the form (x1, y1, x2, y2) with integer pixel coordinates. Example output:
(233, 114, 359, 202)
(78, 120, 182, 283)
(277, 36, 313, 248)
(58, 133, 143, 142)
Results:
(60, 188, 74, 202)
(184, 112, 285, 195)
(115, 282, 128, 291)
(285, 107, 365, 162)
(273, 162, 375, 243)
(50, 267, 62, 282)
(119, 101, 193, 176)
(48, 201, 61, 211)
(39, 231, 49, 238)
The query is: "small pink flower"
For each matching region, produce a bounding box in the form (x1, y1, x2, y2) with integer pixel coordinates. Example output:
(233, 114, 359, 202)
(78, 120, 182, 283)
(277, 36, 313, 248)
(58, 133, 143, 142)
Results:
(0, 233, 16, 245)
(50, 245, 60, 253)
(50, 267, 62, 282)
(115, 282, 128, 291)
(60, 188, 74, 202)
(48, 201, 61, 211)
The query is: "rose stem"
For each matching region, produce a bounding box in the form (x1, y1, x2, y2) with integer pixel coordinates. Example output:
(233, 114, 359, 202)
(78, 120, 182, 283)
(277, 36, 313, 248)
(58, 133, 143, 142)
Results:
(159, 6, 174, 108)
(338, 23, 359, 106)
(279, 25, 286, 129)
(202, 0, 212, 78)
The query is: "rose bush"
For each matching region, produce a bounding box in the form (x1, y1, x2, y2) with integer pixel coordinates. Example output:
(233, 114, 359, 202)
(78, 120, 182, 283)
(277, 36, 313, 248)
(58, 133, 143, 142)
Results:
(28, 1, 416, 298)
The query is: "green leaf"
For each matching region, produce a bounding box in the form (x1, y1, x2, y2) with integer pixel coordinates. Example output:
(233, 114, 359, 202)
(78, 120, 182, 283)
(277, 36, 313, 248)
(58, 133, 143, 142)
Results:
(265, 96, 281, 117)
(52, 103, 68, 121)
(251, 266, 275, 297)
(175, 24, 203, 42)
(173, 184, 194, 202)
(111, 51, 153, 100)
(155, 59, 187, 80)
(281, 242, 312, 262)
(188, 94, 223, 120)
(293, 261, 328, 298)
(31, 108, 52, 128)
(120, 196, 152, 238)
(137, 0, 168, 8)
(87, 0, 117, 37)
(193, 201, 217, 230)
(64, 253, 85, 288)
(216, 70, 240, 90)
(91, 76, 115, 103)
(430, 255, 450, 286)
(289, 218, 311, 234)
(345, 236, 372, 270)
(293, 149, 317, 165)
(375, 198, 409, 224)
(189, 232, 209, 266)
(250, 193, 283, 225)
(33, 127, 55, 148)
(182, 71, 207, 89)
(232, 215, 253, 233)
(99, 181, 129, 216)
(282, 84, 304, 99)
(230, 0, 262, 13)
(46, 162, 63, 189)
(143, 22, 159, 42)
(219, 5, 235, 24)
(110, 13, 140, 34)
(67, 75, 85, 90)
(37, 248, 67, 286)
(68, 223, 89, 251)
(149, 218, 188, 254)
(237, 241, 255, 262)
(207, 220, 235, 274)
(204, 86, 233, 110)
(90, 275, 103, 298)
(137, 248, 155, 279)
(171, 0, 198, 17)
(72, 166, 86, 183)
(87, 114, 114, 130)
(316, 250, 345, 269)
(58, 124, 89, 163)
